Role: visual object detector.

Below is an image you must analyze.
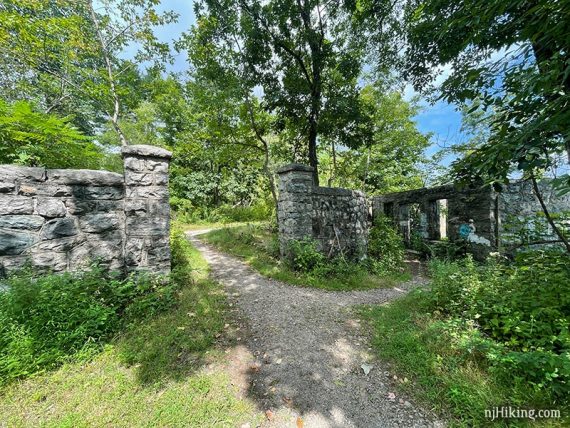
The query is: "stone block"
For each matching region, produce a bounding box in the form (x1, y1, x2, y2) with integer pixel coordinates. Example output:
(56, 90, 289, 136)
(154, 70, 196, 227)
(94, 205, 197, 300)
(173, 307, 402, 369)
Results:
(0, 165, 46, 182)
(0, 256, 29, 276)
(30, 250, 67, 272)
(121, 145, 172, 160)
(34, 235, 85, 252)
(36, 198, 66, 218)
(126, 186, 168, 199)
(148, 200, 169, 217)
(0, 230, 36, 255)
(0, 195, 34, 215)
(126, 216, 168, 236)
(152, 161, 169, 173)
(48, 169, 123, 186)
(123, 157, 145, 171)
(124, 199, 147, 216)
(124, 172, 153, 186)
(69, 239, 123, 271)
(34, 184, 74, 197)
(80, 186, 124, 200)
(78, 213, 121, 233)
(41, 218, 78, 240)
(18, 185, 38, 196)
(0, 215, 44, 230)
(153, 172, 168, 185)
(65, 199, 97, 215)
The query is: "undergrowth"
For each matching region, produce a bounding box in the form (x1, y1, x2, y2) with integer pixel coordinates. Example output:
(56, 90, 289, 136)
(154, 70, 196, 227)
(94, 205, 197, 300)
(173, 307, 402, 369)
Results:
(0, 225, 261, 427)
(361, 249, 570, 427)
(203, 222, 409, 291)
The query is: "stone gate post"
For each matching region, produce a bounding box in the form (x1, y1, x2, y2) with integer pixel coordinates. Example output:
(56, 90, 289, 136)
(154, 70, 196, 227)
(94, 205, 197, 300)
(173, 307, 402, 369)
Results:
(122, 145, 172, 274)
(276, 164, 315, 257)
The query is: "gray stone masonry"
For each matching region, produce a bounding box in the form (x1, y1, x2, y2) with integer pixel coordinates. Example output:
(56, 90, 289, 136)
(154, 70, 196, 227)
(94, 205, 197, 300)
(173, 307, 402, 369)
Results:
(0, 145, 172, 277)
(277, 164, 569, 261)
(277, 164, 368, 260)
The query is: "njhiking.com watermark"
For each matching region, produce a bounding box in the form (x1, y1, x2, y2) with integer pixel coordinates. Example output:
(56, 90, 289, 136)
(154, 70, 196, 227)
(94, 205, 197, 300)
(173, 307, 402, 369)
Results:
(485, 406, 561, 421)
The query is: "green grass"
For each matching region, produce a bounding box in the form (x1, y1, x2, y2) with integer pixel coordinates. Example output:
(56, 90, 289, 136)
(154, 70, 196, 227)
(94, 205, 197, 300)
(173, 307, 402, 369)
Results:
(180, 220, 265, 231)
(0, 235, 262, 427)
(359, 290, 568, 428)
(202, 223, 409, 291)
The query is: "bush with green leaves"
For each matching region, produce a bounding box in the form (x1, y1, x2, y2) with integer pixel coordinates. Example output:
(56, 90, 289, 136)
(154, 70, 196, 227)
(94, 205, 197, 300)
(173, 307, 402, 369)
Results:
(0, 100, 105, 169)
(0, 228, 193, 386)
(428, 250, 570, 397)
(287, 238, 326, 272)
(367, 215, 405, 273)
(171, 196, 272, 224)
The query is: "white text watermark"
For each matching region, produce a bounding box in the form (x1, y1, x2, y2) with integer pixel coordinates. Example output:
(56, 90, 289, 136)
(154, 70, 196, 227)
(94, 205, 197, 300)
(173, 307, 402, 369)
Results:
(485, 407, 561, 421)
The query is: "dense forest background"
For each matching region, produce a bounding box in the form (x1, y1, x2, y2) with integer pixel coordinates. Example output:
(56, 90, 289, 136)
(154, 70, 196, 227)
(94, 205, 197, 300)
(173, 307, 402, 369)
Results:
(1, 0, 568, 225)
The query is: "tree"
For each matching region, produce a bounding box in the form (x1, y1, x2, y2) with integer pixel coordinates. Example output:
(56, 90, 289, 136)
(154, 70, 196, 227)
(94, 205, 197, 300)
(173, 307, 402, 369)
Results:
(319, 84, 430, 194)
(0, 0, 177, 142)
(188, 0, 368, 185)
(404, 0, 570, 251)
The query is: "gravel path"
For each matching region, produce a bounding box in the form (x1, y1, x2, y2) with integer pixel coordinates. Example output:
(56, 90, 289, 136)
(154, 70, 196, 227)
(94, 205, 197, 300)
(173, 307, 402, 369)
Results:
(187, 231, 443, 428)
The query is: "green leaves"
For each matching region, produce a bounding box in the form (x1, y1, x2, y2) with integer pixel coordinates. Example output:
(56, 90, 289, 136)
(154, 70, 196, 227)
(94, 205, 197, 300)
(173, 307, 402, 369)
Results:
(0, 100, 104, 169)
(404, 0, 570, 194)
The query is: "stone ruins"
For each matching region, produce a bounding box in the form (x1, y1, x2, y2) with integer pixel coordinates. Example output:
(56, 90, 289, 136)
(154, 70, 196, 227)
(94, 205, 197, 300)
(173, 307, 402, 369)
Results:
(0, 145, 172, 276)
(277, 163, 570, 260)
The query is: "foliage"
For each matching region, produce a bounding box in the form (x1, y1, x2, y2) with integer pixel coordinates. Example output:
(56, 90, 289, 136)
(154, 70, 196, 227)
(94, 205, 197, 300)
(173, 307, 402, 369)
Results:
(0, 228, 200, 386)
(367, 215, 406, 273)
(0, 229, 262, 427)
(0, 0, 176, 136)
(360, 290, 568, 427)
(188, 0, 371, 183)
(403, 0, 570, 194)
(203, 224, 408, 291)
(287, 238, 326, 272)
(0, 100, 105, 169)
(429, 252, 570, 397)
(502, 210, 570, 250)
(319, 85, 431, 193)
(172, 197, 272, 224)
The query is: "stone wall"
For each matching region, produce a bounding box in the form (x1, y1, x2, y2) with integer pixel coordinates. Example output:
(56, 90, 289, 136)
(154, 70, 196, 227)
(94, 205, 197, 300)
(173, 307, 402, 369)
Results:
(277, 164, 368, 260)
(277, 164, 570, 261)
(371, 184, 498, 258)
(372, 180, 570, 257)
(0, 145, 172, 276)
(498, 180, 570, 249)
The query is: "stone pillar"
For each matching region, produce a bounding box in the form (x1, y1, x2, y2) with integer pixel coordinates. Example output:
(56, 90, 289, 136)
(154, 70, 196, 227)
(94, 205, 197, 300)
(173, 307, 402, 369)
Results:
(122, 145, 172, 274)
(277, 164, 315, 257)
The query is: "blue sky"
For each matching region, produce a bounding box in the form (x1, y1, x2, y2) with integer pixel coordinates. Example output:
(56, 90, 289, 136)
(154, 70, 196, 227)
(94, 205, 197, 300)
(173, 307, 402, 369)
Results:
(149, 0, 466, 162)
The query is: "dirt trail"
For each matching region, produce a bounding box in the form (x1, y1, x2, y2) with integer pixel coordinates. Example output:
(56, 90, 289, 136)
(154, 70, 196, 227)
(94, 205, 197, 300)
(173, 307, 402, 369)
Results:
(187, 230, 443, 428)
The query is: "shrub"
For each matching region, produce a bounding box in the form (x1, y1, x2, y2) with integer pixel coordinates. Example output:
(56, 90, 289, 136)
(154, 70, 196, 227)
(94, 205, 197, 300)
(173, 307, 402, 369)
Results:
(428, 250, 570, 396)
(287, 238, 325, 272)
(367, 215, 405, 273)
(0, 229, 190, 386)
(170, 197, 273, 224)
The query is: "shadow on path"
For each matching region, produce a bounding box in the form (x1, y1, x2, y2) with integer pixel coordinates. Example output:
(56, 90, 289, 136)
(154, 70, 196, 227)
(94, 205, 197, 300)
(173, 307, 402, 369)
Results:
(187, 230, 443, 428)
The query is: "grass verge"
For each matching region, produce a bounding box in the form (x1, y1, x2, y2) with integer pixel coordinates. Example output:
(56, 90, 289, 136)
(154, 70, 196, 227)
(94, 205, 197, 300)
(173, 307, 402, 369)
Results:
(0, 230, 261, 427)
(202, 223, 409, 291)
(360, 289, 568, 427)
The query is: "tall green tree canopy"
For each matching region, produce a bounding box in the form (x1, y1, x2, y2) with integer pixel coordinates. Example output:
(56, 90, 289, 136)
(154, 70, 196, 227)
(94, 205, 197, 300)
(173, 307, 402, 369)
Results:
(187, 0, 370, 184)
(0, 0, 177, 137)
(403, 0, 570, 190)
(319, 84, 431, 193)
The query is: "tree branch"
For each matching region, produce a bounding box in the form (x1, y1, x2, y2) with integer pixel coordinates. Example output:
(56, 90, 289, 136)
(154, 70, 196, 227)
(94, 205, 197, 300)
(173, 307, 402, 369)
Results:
(530, 175, 570, 253)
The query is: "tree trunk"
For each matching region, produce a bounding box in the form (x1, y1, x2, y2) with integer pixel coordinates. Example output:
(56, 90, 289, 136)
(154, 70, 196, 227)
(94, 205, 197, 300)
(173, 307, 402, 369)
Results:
(531, 175, 570, 253)
(308, 119, 319, 185)
(88, 1, 128, 146)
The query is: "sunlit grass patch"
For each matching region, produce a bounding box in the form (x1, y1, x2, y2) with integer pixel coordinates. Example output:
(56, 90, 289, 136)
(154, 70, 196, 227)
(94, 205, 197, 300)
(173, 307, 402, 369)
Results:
(0, 229, 262, 427)
(203, 223, 409, 291)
